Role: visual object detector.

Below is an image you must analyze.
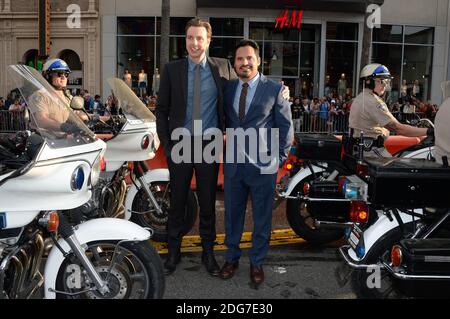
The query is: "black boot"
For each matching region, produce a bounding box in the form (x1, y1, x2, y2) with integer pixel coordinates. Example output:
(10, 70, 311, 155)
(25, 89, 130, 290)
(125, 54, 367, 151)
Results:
(164, 248, 181, 276)
(201, 249, 220, 276)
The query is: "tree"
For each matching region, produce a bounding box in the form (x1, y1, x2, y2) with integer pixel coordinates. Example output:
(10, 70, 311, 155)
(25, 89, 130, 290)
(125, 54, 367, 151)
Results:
(160, 0, 170, 74)
(360, 1, 375, 92)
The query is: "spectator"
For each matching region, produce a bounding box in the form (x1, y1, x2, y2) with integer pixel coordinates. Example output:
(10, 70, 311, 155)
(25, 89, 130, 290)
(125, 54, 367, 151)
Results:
(8, 98, 24, 112)
(82, 90, 94, 113)
(93, 94, 103, 115)
(0, 97, 4, 110)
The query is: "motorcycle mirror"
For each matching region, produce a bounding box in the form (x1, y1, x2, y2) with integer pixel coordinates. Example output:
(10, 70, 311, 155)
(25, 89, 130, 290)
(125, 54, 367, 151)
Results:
(70, 96, 85, 110)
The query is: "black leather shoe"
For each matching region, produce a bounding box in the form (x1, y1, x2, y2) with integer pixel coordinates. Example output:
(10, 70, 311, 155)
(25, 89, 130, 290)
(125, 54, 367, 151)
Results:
(201, 250, 220, 276)
(219, 261, 239, 280)
(164, 250, 181, 276)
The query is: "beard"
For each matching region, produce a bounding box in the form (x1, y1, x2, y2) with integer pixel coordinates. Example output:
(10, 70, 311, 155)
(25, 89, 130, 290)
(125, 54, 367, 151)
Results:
(237, 66, 254, 78)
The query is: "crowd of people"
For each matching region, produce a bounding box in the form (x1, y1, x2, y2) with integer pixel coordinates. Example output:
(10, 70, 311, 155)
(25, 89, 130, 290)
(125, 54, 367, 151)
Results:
(288, 85, 438, 133)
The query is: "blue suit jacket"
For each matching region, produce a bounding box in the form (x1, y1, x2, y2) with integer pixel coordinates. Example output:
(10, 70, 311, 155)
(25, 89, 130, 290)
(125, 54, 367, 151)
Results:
(223, 74, 294, 178)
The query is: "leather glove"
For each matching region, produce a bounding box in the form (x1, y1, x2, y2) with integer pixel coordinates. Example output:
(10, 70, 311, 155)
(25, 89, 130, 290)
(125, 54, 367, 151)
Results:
(426, 127, 434, 137)
(60, 122, 79, 134)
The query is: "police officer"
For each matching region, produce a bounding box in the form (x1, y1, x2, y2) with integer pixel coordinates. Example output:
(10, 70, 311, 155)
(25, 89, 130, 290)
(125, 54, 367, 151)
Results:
(434, 81, 450, 165)
(29, 58, 73, 131)
(349, 63, 431, 157)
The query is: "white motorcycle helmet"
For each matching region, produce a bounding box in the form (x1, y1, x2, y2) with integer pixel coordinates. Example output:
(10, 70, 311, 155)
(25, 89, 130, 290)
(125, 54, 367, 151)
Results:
(360, 63, 392, 90)
(42, 58, 71, 83)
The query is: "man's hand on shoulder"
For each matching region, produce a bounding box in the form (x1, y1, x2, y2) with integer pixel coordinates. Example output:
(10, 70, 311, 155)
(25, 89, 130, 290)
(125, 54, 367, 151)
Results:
(279, 81, 290, 101)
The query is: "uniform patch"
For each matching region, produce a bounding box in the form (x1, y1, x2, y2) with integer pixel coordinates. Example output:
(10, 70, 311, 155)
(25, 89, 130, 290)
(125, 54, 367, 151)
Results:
(376, 103, 387, 111)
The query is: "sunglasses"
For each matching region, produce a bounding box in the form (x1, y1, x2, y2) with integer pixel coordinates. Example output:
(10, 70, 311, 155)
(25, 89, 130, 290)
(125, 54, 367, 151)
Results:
(54, 72, 70, 78)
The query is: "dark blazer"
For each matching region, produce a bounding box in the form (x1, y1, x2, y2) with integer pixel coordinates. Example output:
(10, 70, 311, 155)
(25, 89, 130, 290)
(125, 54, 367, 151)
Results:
(223, 74, 294, 178)
(156, 56, 237, 156)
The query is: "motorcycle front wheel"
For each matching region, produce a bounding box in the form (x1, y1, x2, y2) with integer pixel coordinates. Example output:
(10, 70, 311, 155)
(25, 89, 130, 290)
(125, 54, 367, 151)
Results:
(55, 240, 165, 299)
(130, 181, 199, 242)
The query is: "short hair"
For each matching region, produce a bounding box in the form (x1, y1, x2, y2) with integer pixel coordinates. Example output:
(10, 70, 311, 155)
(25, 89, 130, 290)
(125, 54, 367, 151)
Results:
(185, 18, 212, 39)
(234, 39, 260, 58)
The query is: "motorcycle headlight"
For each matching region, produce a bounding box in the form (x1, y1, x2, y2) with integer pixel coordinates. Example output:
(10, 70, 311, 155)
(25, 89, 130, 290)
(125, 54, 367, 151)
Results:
(71, 166, 85, 191)
(90, 156, 101, 187)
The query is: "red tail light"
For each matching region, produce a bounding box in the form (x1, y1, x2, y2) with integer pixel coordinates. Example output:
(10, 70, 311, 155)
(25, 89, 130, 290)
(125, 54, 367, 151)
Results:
(99, 156, 106, 172)
(356, 163, 368, 178)
(349, 201, 369, 223)
(303, 182, 310, 195)
(141, 135, 150, 150)
(391, 245, 403, 267)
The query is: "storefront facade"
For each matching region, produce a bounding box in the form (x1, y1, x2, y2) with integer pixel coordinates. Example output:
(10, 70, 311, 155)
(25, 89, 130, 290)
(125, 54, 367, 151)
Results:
(0, 0, 101, 97)
(101, 0, 449, 104)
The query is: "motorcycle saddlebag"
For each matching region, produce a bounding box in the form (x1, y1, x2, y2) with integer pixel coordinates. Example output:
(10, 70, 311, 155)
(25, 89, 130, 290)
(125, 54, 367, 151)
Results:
(399, 238, 450, 276)
(365, 158, 450, 208)
(307, 180, 350, 223)
(295, 133, 341, 162)
(394, 238, 450, 297)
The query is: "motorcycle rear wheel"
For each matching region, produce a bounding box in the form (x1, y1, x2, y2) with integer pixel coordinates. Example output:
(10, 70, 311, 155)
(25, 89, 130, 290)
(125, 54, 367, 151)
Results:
(286, 182, 343, 245)
(55, 240, 165, 299)
(130, 181, 199, 242)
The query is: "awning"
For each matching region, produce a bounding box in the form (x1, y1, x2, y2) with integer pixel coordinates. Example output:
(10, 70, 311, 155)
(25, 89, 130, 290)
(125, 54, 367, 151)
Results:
(197, 0, 384, 13)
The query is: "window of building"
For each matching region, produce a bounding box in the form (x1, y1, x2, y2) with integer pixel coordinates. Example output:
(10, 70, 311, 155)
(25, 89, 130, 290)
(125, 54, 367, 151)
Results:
(117, 17, 193, 96)
(249, 21, 320, 98)
(372, 24, 434, 102)
(208, 18, 244, 63)
(325, 22, 358, 98)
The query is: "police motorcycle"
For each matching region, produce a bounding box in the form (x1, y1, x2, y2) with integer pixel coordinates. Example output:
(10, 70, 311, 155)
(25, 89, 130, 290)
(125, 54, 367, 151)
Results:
(0, 65, 164, 299)
(337, 152, 450, 298)
(279, 66, 434, 245)
(68, 78, 198, 242)
(338, 85, 450, 298)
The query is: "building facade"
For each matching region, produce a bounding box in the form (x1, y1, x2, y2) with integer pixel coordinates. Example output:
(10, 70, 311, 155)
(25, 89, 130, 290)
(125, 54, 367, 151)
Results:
(0, 0, 101, 98)
(100, 0, 450, 105)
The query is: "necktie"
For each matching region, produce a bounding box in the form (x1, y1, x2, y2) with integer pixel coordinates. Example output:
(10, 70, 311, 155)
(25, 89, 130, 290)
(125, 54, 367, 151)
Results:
(192, 64, 201, 132)
(239, 83, 249, 122)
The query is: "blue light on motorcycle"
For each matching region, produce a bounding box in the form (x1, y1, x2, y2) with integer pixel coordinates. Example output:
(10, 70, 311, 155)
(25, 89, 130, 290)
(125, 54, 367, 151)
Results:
(71, 166, 85, 191)
(290, 146, 297, 154)
(356, 245, 366, 259)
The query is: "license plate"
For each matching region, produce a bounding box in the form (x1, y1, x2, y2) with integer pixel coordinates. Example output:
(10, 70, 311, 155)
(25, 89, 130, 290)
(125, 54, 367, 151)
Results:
(348, 226, 362, 250)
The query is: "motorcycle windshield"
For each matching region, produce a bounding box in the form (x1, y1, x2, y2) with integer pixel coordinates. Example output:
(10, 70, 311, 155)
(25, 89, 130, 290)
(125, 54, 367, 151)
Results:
(107, 78, 156, 123)
(7, 65, 96, 148)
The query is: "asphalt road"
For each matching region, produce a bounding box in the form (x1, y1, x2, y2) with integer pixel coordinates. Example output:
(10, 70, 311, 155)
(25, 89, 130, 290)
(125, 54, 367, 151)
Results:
(163, 242, 356, 300)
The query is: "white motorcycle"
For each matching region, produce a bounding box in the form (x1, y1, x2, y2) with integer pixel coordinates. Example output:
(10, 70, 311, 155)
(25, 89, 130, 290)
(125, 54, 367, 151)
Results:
(68, 78, 198, 242)
(279, 123, 434, 245)
(0, 65, 164, 299)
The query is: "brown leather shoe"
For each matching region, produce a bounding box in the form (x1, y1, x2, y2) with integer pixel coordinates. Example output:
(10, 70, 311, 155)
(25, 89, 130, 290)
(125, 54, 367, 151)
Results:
(219, 261, 239, 280)
(250, 264, 264, 285)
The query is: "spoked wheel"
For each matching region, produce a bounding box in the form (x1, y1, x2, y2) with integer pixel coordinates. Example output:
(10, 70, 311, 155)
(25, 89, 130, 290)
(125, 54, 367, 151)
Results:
(130, 181, 198, 242)
(56, 240, 165, 299)
(286, 183, 344, 245)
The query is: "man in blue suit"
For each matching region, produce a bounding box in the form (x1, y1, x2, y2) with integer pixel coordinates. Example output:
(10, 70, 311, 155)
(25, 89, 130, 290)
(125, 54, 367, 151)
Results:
(219, 40, 294, 285)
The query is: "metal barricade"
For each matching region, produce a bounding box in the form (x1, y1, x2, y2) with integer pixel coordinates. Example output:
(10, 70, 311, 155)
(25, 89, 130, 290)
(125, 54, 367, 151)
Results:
(292, 112, 350, 134)
(0, 110, 29, 132)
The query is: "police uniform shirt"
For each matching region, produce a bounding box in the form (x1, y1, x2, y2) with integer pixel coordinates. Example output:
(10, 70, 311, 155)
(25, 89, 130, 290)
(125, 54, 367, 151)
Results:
(434, 98, 450, 165)
(349, 89, 396, 139)
(29, 89, 71, 124)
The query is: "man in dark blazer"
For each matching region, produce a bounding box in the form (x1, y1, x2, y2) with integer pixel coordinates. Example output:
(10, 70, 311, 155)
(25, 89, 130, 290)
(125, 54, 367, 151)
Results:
(156, 18, 237, 276)
(219, 40, 294, 285)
